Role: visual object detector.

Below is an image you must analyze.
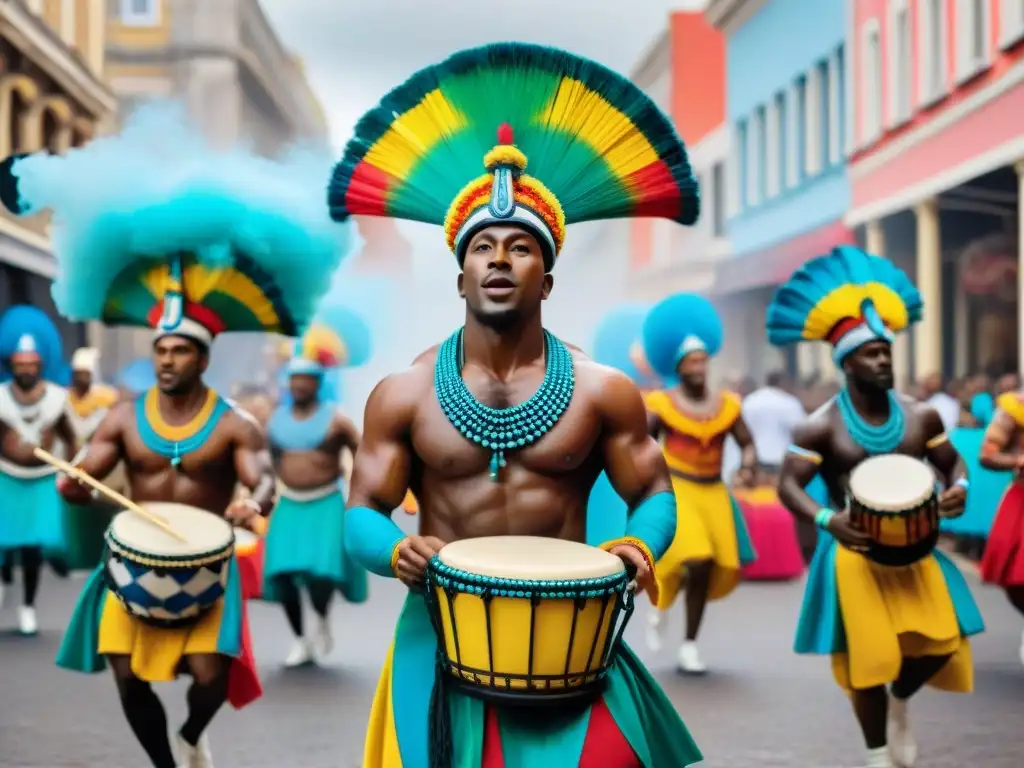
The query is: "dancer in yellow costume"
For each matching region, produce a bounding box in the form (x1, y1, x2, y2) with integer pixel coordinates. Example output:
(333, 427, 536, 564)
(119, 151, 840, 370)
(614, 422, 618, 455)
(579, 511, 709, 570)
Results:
(640, 292, 758, 674)
(771, 246, 983, 768)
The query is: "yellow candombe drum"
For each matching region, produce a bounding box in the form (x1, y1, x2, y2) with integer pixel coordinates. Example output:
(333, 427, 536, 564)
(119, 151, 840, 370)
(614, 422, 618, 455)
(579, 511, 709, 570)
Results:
(425, 536, 634, 705)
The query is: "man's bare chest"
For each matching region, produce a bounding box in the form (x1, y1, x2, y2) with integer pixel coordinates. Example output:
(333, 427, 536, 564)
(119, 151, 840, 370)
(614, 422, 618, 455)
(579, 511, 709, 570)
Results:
(123, 416, 236, 475)
(410, 391, 599, 479)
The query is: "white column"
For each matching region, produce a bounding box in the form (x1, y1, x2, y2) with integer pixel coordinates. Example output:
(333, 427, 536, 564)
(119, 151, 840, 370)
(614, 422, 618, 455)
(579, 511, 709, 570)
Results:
(914, 198, 943, 380)
(1016, 159, 1024, 371)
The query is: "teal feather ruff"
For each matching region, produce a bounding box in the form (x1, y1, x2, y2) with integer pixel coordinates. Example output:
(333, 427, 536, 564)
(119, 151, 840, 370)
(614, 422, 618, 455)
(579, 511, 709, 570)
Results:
(0, 305, 68, 384)
(642, 293, 723, 379)
(766, 245, 923, 347)
(0, 102, 351, 334)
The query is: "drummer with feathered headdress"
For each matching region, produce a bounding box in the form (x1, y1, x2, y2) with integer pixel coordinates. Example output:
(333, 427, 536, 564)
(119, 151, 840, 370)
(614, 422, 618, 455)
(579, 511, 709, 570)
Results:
(639, 293, 759, 674)
(263, 309, 367, 668)
(770, 246, 982, 768)
(0, 102, 352, 768)
(0, 305, 76, 635)
(335, 42, 702, 768)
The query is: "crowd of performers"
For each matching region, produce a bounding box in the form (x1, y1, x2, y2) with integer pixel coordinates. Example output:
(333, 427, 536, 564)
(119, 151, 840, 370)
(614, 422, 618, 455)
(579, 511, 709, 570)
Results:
(0, 42, 1021, 768)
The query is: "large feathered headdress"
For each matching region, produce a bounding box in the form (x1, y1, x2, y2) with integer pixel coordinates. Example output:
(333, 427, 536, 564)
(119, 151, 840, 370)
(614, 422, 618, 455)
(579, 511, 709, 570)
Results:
(0, 305, 69, 384)
(592, 303, 650, 382)
(642, 293, 723, 379)
(766, 245, 923, 365)
(0, 102, 352, 346)
(328, 43, 699, 271)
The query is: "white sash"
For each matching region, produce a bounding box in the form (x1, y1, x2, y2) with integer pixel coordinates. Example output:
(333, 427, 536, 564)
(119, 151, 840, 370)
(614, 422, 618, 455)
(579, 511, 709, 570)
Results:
(278, 482, 339, 503)
(0, 383, 68, 447)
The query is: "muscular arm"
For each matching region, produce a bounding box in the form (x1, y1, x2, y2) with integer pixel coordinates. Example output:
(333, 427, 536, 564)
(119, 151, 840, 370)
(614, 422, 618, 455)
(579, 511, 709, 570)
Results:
(730, 414, 757, 471)
(777, 418, 831, 524)
(921, 404, 966, 485)
(979, 408, 1020, 471)
(332, 411, 361, 482)
(345, 373, 420, 577)
(54, 411, 77, 455)
(231, 414, 275, 515)
(599, 371, 672, 506)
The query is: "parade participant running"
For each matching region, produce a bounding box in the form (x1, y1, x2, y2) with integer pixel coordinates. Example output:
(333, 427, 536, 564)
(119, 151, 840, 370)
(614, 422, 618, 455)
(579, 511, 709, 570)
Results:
(640, 292, 758, 673)
(0, 103, 351, 768)
(771, 246, 984, 768)
(0, 306, 75, 634)
(977, 390, 1024, 666)
(332, 43, 702, 768)
(264, 321, 365, 667)
(65, 347, 119, 455)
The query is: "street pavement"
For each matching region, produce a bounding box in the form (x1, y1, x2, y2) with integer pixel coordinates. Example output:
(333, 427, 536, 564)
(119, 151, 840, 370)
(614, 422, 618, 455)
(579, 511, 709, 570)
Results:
(0, 562, 1021, 768)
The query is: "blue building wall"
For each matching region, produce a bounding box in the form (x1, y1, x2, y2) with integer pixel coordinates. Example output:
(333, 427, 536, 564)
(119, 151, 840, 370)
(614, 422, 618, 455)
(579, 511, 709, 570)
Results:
(725, 0, 850, 258)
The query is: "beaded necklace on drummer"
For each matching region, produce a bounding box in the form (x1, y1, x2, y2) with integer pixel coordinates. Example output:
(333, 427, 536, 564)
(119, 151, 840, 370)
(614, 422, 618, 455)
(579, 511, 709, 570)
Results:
(434, 327, 574, 481)
(836, 387, 906, 456)
(136, 388, 228, 469)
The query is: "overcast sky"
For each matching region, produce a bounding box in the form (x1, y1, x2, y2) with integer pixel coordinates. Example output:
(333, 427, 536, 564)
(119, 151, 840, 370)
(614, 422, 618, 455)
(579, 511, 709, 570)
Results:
(261, 0, 706, 146)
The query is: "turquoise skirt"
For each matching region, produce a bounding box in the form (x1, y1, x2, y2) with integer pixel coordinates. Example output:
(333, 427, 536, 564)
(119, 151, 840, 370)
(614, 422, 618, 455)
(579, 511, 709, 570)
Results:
(262, 489, 367, 604)
(0, 469, 66, 554)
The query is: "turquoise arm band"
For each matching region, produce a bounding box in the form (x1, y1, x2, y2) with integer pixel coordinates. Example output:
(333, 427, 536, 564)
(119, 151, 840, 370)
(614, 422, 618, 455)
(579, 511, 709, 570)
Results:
(955, 477, 970, 491)
(814, 508, 835, 531)
(344, 506, 406, 578)
(625, 491, 676, 561)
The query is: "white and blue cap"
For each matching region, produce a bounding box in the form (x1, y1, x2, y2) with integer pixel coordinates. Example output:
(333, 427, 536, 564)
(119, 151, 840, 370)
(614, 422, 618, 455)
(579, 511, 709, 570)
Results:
(641, 293, 723, 379)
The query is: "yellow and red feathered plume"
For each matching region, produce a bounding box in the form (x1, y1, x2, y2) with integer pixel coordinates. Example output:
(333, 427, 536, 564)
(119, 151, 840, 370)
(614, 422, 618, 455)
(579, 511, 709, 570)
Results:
(329, 43, 700, 271)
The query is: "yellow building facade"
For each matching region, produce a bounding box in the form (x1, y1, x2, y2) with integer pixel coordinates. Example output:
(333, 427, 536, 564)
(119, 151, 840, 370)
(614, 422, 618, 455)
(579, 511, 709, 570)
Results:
(0, 0, 116, 352)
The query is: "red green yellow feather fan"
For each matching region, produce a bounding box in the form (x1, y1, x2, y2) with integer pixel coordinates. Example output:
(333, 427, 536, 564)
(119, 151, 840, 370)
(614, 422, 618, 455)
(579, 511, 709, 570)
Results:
(329, 43, 699, 270)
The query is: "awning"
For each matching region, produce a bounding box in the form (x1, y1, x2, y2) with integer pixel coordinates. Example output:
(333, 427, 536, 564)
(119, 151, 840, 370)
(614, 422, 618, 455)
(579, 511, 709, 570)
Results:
(710, 220, 855, 296)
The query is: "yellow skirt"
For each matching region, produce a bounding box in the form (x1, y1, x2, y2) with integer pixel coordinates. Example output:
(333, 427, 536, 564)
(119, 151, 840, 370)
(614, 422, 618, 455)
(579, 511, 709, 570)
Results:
(364, 641, 403, 767)
(97, 593, 225, 682)
(830, 547, 973, 692)
(655, 475, 741, 610)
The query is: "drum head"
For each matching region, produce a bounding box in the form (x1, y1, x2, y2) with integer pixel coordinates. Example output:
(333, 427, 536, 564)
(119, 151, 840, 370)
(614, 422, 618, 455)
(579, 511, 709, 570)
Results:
(438, 536, 625, 580)
(849, 455, 935, 511)
(109, 503, 234, 556)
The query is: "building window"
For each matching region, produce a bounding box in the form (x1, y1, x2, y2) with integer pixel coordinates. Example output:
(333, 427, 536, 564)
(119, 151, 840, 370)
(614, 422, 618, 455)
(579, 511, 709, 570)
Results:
(956, 0, 991, 82)
(861, 20, 883, 144)
(828, 47, 843, 165)
(746, 109, 763, 207)
(888, 0, 912, 125)
(735, 120, 748, 212)
(765, 101, 779, 198)
(774, 92, 788, 189)
(786, 82, 799, 186)
(817, 60, 830, 169)
(795, 75, 807, 180)
(1000, 0, 1024, 48)
(711, 161, 725, 237)
(119, 0, 160, 26)
(755, 105, 767, 200)
(804, 67, 821, 176)
(918, 0, 948, 104)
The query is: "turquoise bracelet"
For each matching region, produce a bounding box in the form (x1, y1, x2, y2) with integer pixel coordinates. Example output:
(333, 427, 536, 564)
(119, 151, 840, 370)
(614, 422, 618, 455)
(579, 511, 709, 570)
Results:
(814, 508, 835, 531)
(954, 477, 970, 491)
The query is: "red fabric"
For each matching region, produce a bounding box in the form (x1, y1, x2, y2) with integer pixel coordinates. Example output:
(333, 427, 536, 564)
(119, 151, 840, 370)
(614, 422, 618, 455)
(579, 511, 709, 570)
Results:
(980, 482, 1024, 587)
(236, 538, 265, 601)
(481, 699, 640, 768)
(736, 489, 805, 581)
(226, 596, 262, 709)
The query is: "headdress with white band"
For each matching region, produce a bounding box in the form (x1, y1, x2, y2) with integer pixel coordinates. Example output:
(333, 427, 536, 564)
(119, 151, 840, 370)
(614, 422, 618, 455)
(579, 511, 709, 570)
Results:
(766, 245, 922, 366)
(641, 293, 724, 379)
(0, 305, 69, 383)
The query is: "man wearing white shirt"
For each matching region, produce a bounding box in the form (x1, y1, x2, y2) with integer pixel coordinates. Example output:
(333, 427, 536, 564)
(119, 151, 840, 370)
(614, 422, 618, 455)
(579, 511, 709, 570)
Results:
(921, 372, 961, 432)
(742, 372, 806, 475)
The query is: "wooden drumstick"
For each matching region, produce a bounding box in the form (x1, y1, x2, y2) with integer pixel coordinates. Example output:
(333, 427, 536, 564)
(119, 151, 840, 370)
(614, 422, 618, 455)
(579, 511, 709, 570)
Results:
(33, 447, 187, 543)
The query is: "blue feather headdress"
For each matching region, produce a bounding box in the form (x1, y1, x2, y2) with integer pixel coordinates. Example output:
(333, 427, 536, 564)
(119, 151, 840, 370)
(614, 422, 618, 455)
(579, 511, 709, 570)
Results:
(766, 245, 923, 365)
(592, 303, 650, 381)
(641, 293, 723, 379)
(0, 305, 69, 384)
(0, 102, 352, 346)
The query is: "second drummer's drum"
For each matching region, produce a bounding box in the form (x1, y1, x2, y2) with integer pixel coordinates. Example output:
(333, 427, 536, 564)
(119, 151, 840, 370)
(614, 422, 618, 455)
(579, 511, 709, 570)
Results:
(848, 454, 940, 566)
(104, 503, 235, 627)
(425, 536, 634, 706)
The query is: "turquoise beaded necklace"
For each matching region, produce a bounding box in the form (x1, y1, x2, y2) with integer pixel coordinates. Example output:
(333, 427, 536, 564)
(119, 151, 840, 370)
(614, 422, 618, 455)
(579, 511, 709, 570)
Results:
(434, 327, 574, 481)
(836, 387, 905, 455)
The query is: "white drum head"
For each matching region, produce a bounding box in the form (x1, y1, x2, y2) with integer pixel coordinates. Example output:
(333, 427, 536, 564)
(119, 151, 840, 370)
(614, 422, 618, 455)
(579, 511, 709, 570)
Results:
(110, 503, 234, 556)
(438, 536, 625, 580)
(849, 455, 935, 511)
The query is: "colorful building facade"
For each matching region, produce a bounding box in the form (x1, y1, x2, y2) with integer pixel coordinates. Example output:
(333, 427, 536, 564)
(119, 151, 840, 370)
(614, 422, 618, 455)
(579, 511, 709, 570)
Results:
(847, 0, 1024, 383)
(707, 0, 852, 383)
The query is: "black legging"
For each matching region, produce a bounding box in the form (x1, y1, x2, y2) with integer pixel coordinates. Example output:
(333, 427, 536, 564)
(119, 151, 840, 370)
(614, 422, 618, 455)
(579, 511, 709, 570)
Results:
(0, 547, 42, 606)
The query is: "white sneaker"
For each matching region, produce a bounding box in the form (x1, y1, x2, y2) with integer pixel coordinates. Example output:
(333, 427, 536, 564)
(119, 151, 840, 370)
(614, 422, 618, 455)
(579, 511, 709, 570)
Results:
(312, 616, 333, 660)
(676, 640, 707, 675)
(886, 693, 918, 767)
(284, 637, 312, 668)
(645, 610, 665, 652)
(865, 745, 893, 768)
(176, 732, 214, 768)
(18, 606, 37, 635)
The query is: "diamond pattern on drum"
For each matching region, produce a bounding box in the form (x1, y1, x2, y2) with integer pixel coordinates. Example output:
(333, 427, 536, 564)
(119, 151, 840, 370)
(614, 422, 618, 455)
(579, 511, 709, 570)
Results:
(105, 555, 228, 620)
